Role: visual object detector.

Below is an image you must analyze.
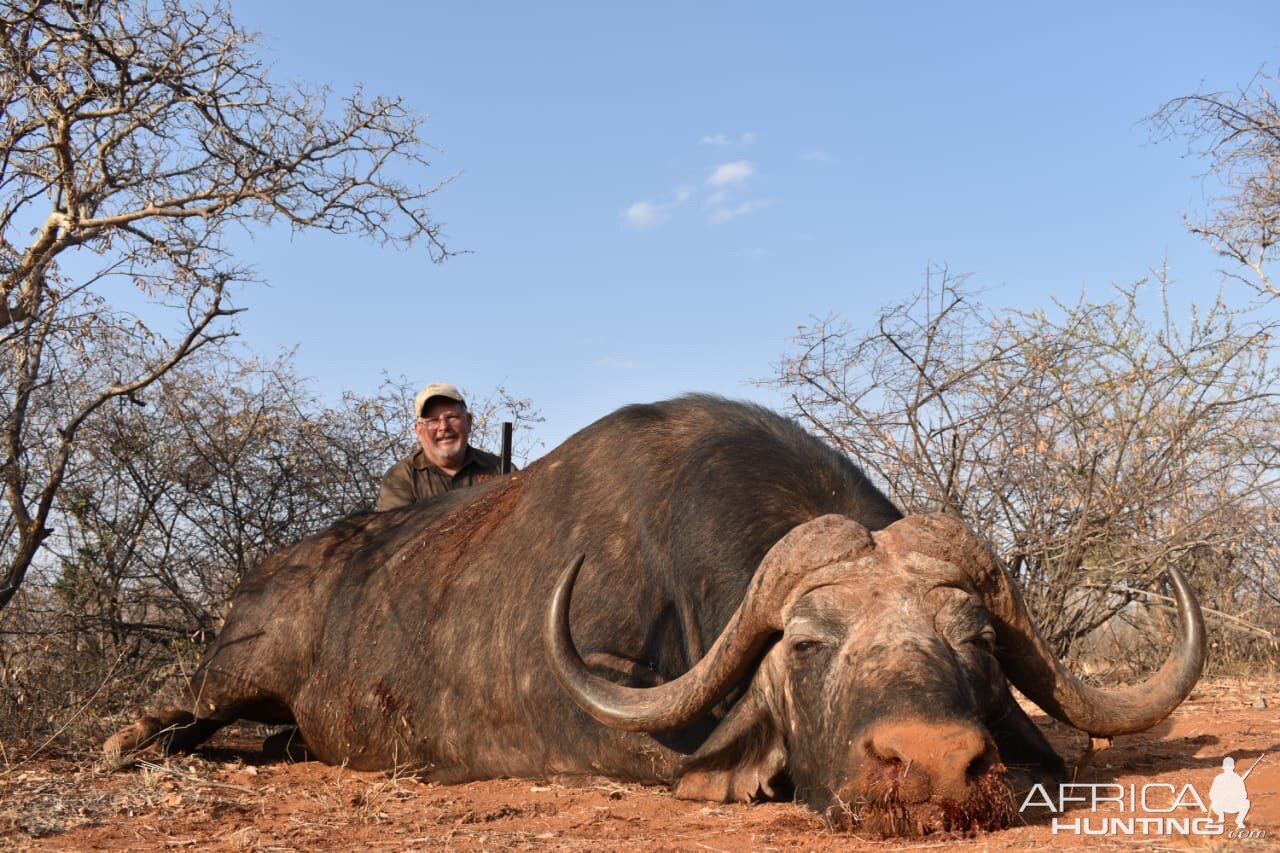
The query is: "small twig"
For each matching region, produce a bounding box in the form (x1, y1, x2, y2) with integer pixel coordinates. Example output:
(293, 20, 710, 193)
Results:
(1081, 582, 1277, 640)
(1073, 736, 1113, 780)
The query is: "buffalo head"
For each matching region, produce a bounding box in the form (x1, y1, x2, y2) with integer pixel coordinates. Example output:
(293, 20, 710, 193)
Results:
(546, 513, 1204, 836)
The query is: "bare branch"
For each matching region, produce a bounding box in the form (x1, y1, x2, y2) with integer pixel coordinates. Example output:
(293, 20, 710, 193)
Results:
(766, 271, 1280, 660)
(0, 0, 453, 608)
(1149, 67, 1280, 298)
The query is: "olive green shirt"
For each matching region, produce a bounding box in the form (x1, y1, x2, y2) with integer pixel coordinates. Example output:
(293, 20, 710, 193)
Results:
(375, 445, 509, 511)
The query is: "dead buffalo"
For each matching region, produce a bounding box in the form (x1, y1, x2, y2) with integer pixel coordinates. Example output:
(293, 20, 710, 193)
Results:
(104, 395, 1205, 835)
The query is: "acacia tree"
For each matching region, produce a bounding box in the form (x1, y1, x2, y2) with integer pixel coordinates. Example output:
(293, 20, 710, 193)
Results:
(46, 352, 390, 647)
(0, 0, 452, 609)
(770, 270, 1280, 656)
(1150, 66, 1280, 297)
(0, 347, 540, 739)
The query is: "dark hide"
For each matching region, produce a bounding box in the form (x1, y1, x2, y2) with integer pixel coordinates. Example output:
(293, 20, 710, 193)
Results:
(103, 396, 1070, 834)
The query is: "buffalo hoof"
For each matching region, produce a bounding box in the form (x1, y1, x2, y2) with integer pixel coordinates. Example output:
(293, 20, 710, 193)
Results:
(262, 726, 313, 762)
(103, 716, 165, 768)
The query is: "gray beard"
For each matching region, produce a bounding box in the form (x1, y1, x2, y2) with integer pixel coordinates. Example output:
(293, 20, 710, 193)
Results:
(428, 441, 467, 469)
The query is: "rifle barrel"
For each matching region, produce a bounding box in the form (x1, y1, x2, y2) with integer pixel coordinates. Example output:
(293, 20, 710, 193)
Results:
(500, 422, 513, 475)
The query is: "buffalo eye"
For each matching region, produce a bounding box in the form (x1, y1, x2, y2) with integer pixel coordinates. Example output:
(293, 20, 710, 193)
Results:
(790, 639, 822, 657)
(970, 627, 997, 654)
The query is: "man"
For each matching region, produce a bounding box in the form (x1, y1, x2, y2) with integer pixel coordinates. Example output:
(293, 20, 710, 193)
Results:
(265, 383, 504, 760)
(375, 382, 509, 511)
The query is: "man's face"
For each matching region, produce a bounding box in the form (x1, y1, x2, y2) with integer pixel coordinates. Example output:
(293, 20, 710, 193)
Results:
(415, 397, 472, 471)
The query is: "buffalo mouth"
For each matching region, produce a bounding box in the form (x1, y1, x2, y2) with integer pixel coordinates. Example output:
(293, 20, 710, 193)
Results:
(810, 718, 1017, 837)
(820, 761, 1016, 836)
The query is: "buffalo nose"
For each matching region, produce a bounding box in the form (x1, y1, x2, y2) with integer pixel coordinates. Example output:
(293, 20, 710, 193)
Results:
(864, 719, 996, 804)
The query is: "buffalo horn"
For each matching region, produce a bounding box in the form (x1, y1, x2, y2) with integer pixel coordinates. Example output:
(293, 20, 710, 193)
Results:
(963, 527, 1206, 737)
(544, 514, 873, 731)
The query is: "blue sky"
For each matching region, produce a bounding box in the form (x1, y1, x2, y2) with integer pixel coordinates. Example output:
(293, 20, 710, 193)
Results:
(225, 2, 1279, 457)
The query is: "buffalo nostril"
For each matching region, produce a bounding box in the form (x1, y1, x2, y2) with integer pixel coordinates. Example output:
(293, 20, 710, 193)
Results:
(861, 720, 998, 804)
(865, 734, 930, 803)
(864, 736, 909, 776)
(966, 753, 990, 781)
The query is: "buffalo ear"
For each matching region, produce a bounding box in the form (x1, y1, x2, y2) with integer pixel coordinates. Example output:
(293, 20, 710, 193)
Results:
(674, 688, 787, 803)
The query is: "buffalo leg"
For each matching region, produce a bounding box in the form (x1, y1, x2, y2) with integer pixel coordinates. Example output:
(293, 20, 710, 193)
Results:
(103, 710, 227, 762)
(104, 663, 294, 764)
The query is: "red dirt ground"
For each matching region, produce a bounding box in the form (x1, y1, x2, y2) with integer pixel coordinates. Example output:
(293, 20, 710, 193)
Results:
(2, 677, 1276, 851)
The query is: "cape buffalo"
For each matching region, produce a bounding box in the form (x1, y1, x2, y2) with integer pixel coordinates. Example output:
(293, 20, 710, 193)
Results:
(104, 395, 1205, 835)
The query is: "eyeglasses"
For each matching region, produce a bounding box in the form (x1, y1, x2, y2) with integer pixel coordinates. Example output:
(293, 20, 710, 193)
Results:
(418, 413, 465, 429)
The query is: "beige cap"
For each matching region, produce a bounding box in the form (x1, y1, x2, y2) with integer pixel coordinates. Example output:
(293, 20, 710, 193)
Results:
(413, 382, 466, 418)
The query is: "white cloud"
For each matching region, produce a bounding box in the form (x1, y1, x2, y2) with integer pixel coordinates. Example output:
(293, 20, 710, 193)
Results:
(625, 147, 768, 230)
(700, 131, 756, 146)
(622, 186, 693, 230)
(707, 160, 754, 187)
(709, 199, 772, 225)
(623, 200, 670, 230)
(801, 149, 832, 162)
